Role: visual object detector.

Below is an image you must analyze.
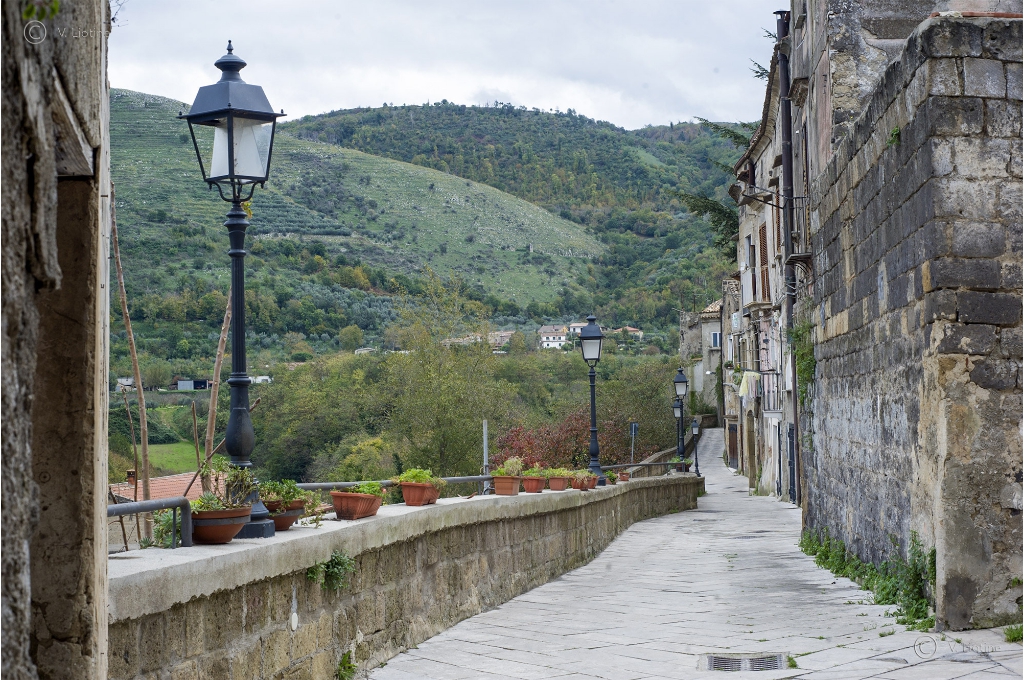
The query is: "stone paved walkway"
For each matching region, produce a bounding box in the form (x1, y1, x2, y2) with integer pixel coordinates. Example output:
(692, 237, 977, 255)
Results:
(369, 429, 1022, 680)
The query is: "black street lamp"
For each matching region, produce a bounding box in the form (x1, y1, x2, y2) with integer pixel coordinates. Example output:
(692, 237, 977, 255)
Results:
(673, 369, 688, 472)
(181, 41, 284, 539)
(672, 398, 683, 471)
(691, 418, 701, 477)
(579, 315, 605, 485)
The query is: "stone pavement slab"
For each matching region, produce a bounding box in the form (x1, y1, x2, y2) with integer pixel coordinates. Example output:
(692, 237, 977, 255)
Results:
(368, 429, 1023, 680)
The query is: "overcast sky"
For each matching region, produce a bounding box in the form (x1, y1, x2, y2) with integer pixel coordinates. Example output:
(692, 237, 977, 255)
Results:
(108, 0, 777, 130)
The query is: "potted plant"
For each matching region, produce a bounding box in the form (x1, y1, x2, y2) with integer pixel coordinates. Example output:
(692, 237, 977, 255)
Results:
(190, 462, 254, 544)
(682, 458, 693, 472)
(604, 470, 618, 485)
(545, 467, 574, 491)
(571, 470, 597, 490)
(260, 480, 318, 531)
(392, 469, 447, 506)
(618, 470, 631, 482)
(492, 456, 524, 495)
(522, 467, 546, 493)
(331, 481, 387, 520)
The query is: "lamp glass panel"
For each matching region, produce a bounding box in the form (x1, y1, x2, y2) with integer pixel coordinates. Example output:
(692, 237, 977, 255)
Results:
(209, 118, 273, 179)
(675, 380, 688, 397)
(673, 406, 681, 418)
(581, 337, 602, 362)
(692, 422, 700, 435)
(209, 120, 230, 178)
(232, 118, 272, 178)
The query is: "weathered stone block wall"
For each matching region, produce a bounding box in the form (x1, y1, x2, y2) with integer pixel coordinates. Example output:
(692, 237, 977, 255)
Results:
(806, 16, 1022, 630)
(3, 4, 111, 679)
(107, 476, 702, 679)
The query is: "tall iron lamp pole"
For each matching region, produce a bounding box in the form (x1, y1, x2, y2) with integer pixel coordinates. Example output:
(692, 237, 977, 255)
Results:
(579, 316, 605, 486)
(181, 41, 284, 538)
(673, 369, 689, 472)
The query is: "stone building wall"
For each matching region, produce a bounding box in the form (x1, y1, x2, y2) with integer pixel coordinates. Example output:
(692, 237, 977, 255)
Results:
(806, 16, 1022, 630)
(107, 476, 703, 679)
(1, 4, 110, 679)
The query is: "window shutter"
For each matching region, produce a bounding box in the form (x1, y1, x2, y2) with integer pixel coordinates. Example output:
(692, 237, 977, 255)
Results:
(758, 223, 770, 300)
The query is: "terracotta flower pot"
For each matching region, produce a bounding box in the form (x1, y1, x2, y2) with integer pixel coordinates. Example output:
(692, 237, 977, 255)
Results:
(399, 482, 437, 506)
(571, 477, 590, 490)
(683, 463, 692, 472)
(618, 471, 631, 482)
(588, 476, 598, 489)
(492, 475, 521, 496)
(191, 506, 251, 544)
(330, 491, 382, 520)
(426, 486, 440, 504)
(547, 476, 571, 491)
(522, 476, 545, 493)
(264, 499, 306, 531)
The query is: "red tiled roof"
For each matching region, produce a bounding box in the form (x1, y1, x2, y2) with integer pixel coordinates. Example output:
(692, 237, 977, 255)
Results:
(108, 472, 222, 503)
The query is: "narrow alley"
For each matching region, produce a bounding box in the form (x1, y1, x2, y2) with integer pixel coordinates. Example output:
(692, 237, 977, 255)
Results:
(370, 429, 1020, 680)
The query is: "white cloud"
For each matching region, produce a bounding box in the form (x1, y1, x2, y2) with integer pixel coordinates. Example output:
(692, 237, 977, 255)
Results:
(109, 0, 776, 129)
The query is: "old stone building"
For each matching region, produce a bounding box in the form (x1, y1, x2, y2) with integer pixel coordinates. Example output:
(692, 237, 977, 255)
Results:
(731, 0, 1022, 630)
(2, 3, 111, 678)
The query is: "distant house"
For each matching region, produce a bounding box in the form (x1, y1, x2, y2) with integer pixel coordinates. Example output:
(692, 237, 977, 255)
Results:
(613, 326, 644, 341)
(488, 330, 515, 348)
(353, 347, 374, 355)
(175, 378, 209, 391)
(539, 325, 568, 349)
(252, 375, 272, 384)
(567, 322, 588, 337)
(115, 377, 135, 392)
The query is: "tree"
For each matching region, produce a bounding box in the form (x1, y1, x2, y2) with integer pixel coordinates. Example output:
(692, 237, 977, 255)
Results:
(141, 360, 172, 390)
(381, 270, 516, 476)
(508, 331, 528, 355)
(338, 325, 364, 352)
(672, 190, 739, 260)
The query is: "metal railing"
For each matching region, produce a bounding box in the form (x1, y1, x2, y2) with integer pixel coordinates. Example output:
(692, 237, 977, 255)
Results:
(107, 496, 193, 548)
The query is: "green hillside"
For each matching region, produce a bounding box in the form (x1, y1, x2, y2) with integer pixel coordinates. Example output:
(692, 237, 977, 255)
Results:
(284, 101, 736, 212)
(110, 89, 600, 304)
(108, 89, 742, 388)
(284, 102, 742, 324)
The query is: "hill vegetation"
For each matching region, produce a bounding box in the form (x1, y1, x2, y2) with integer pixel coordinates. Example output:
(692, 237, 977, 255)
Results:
(107, 90, 746, 482)
(286, 101, 746, 323)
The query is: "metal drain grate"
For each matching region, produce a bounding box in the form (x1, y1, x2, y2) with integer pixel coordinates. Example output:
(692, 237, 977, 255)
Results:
(699, 653, 787, 672)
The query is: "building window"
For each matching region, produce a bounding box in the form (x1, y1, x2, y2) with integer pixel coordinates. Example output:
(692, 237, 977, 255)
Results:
(711, 332, 721, 348)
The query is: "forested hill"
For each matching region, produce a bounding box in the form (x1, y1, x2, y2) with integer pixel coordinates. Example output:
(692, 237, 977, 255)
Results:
(284, 101, 736, 223)
(283, 102, 745, 321)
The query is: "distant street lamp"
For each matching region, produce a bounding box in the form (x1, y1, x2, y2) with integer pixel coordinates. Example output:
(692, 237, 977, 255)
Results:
(691, 418, 701, 477)
(672, 398, 683, 471)
(181, 41, 284, 538)
(579, 315, 605, 485)
(673, 369, 688, 472)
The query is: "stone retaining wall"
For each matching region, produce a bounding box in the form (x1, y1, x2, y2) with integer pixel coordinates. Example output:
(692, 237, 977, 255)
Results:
(107, 474, 702, 679)
(806, 16, 1022, 630)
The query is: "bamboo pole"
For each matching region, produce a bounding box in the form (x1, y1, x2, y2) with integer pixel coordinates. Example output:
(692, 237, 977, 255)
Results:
(120, 387, 142, 540)
(202, 290, 231, 493)
(111, 186, 152, 537)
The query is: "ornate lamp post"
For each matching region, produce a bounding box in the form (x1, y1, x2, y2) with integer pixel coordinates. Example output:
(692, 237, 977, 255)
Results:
(579, 316, 605, 485)
(181, 41, 284, 538)
(673, 369, 688, 472)
(672, 398, 683, 471)
(691, 418, 701, 477)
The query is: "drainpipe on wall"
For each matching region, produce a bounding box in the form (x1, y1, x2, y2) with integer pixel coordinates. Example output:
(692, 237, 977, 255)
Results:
(775, 9, 801, 506)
